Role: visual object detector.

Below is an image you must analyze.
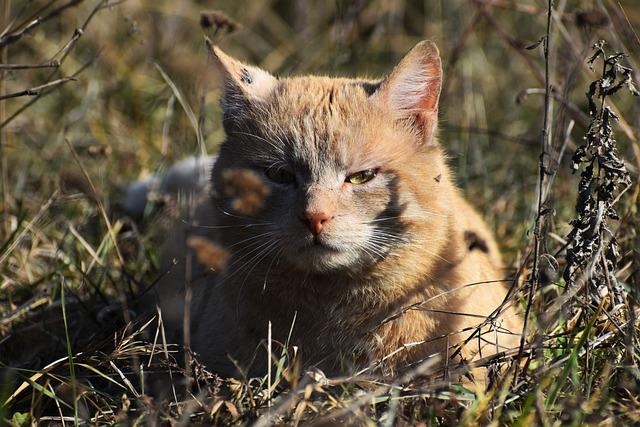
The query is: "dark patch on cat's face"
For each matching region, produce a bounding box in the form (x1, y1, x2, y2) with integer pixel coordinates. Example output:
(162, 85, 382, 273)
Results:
(240, 68, 253, 84)
(368, 175, 409, 254)
(358, 80, 382, 96)
(328, 87, 335, 105)
(464, 230, 489, 253)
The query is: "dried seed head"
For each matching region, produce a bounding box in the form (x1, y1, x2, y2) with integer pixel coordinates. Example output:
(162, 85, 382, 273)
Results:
(87, 144, 112, 158)
(200, 10, 238, 34)
(575, 9, 609, 29)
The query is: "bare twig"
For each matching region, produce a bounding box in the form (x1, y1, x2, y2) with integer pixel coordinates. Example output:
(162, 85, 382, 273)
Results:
(0, 0, 56, 39)
(515, 0, 554, 383)
(0, 0, 110, 130)
(0, 77, 76, 100)
(0, 60, 60, 70)
(0, 55, 95, 129)
(0, 0, 85, 48)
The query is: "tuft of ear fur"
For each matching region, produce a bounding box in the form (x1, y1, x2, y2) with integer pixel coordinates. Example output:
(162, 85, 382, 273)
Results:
(374, 41, 442, 143)
(205, 38, 277, 115)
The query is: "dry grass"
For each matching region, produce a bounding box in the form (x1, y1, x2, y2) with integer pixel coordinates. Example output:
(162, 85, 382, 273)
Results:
(1, 0, 639, 425)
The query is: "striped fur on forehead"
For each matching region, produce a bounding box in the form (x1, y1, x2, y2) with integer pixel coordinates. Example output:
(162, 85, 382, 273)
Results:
(236, 77, 424, 175)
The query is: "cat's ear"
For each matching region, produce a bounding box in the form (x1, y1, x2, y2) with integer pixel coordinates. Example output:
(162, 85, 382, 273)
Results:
(373, 41, 442, 143)
(206, 38, 277, 106)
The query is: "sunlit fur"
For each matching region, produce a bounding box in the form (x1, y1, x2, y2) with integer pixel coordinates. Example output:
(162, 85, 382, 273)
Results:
(153, 41, 523, 379)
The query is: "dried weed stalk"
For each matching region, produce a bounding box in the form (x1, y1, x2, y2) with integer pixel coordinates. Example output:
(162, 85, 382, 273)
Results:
(563, 41, 636, 310)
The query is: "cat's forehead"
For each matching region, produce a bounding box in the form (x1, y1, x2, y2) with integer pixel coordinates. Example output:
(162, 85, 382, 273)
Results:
(259, 77, 384, 168)
(234, 76, 417, 173)
(267, 76, 376, 118)
(265, 77, 381, 138)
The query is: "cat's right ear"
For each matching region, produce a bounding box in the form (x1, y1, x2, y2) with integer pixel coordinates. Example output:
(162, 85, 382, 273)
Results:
(372, 41, 442, 144)
(206, 38, 277, 109)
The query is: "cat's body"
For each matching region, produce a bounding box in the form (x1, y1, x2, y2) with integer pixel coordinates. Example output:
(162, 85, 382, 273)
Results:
(147, 41, 522, 379)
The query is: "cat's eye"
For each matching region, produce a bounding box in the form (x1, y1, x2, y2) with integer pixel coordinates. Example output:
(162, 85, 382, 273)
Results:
(265, 167, 296, 184)
(346, 169, 377, 185)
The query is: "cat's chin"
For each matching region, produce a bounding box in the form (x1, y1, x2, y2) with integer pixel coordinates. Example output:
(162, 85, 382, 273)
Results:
(283, 240, 367, 274)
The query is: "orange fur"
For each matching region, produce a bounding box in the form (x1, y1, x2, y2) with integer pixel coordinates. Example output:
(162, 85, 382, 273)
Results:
(151, 41, 523, 381)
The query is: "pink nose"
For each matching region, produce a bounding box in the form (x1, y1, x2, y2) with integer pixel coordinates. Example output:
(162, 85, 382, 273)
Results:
(303, 210, 333, 236)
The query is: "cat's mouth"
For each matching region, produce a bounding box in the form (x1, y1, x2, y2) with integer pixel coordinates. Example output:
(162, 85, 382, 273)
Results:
(290, 239, 354, 272)
(283, 234, 367, 273)
(310, 236, 342, 252)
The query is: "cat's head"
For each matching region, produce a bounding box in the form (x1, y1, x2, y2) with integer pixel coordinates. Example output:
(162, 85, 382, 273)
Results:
(209, 40, 451, 275)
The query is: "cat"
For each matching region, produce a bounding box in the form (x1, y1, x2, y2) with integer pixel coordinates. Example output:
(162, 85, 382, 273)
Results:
(144, 39, 523, 381)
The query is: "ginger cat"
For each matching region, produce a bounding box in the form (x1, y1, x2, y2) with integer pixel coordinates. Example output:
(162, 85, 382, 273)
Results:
(150, 40, 522, 380)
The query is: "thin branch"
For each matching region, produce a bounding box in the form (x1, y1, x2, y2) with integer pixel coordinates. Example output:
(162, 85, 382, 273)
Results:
(0, 0, 57, 39)
(50, 29, 84, 63)
(0, 60, 60, 70)
(0, 55, 95, 129)
(0, 0, 85, 49)
(0, 0, 110, 130)
(515, 0, 554, 383)
(0, 77, 75, 100)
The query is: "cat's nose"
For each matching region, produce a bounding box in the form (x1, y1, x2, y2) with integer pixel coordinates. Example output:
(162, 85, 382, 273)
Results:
(302, 210, 334, 236)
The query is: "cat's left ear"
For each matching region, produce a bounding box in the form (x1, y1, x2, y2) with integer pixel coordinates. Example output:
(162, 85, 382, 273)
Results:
(205, 38, 277, 105)
(373, 41, 442, 143)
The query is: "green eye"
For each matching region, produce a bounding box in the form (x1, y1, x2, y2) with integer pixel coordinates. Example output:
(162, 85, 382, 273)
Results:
(346, 169, 377, 185)
(265, 167, 296, 184)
